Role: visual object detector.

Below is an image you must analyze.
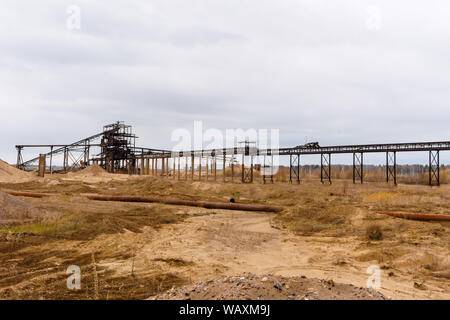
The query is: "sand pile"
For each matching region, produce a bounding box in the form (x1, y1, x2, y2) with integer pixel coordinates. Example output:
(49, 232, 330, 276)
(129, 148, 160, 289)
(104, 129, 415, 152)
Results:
(0, 159, 32, 183)
(152, 274, 387, 300)
(71, 164, 110, 177)
(0, 191, 42, 221)
(66, 164, 131, 182)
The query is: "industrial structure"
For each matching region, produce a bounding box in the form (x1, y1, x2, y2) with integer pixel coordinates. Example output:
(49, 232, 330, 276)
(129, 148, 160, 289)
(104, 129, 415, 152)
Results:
(16, 122, 449, 186)
(16, 122, 170, 175)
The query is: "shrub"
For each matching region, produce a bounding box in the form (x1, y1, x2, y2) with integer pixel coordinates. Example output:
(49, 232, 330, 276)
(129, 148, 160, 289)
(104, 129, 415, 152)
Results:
(366, 224, 383, 240)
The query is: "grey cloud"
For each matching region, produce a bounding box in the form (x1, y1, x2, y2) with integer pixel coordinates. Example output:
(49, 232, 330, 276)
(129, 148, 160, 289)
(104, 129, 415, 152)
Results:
(168, 27, 243, 46)
(0, 0, 449, 165)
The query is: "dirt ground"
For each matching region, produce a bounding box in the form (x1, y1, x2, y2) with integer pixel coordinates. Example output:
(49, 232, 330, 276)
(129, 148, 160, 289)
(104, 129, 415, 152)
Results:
(0, 168, 449, 300)
(152, 274, 387, 300)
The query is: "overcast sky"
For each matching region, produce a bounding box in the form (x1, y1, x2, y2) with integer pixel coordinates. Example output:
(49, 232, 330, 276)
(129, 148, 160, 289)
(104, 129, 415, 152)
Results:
(1, 0, 449, 164)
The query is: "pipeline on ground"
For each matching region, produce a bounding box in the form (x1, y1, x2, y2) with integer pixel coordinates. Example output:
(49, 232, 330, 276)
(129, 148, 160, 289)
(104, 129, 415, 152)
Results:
(376, 211, 450, 221)
(85, 194, 284, 213)
(1, 189, 52, 198)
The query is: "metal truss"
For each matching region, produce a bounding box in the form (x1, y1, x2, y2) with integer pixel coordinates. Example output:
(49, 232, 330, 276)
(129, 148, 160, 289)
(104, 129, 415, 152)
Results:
(289, 154, 300, 184)
(14, 122, 449, 187)
(321, 153, 331, 184)
(429, 150, 440, 186)
(262, 153, 274, 184)
(352, 152, 364, 184)
(386, 151, 397, 185)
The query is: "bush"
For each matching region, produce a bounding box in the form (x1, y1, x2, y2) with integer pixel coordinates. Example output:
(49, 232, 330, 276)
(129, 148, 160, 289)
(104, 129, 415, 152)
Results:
(366, 224, 383, 240)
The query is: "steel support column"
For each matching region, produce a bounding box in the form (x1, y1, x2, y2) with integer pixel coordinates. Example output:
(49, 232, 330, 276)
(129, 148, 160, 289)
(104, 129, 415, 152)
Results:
(199, 154, 202, 180)
(185, 156, 188, 180)
(173, 157, 176, 179)
(191, 154, 194, 180)
(63, 147, 68, 173)
(429, 150, 440, 186)
(263, 155, 267, 184)
(352, 152, 363, 184)
(270, 154, 274, 184)
(320, 153, 331, 184)
(223, 152, 226, 182)
(231, 154, 234, 181)
(206, 156, 209, 180)
(166, 158, 169, 176)
(242, 154, 253, 183)
(262, 153, 274, 184)
(386, 151, 397, 185)
(49, 146, 54, 174)
(214, 154, 217, 181)
(289, 154, 300, 184)
(16, 147, 23, 168)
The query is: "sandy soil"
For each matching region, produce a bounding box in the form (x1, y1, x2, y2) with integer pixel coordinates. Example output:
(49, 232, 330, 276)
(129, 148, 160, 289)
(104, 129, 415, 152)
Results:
(126, 210, 449, 300)
(0, 167, 448, 300)
(0, 160, 33, 183)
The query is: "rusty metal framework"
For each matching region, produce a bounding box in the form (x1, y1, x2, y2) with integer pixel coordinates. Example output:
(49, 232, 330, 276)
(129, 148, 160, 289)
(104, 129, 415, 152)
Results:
(97, 122, 136, 172)
(429, 150, 440, 186)
(14, 122, 449, 186)
(241, 141, 255, 183)
(262, 152, 274, 184)
(289, 154, 300, 184)
(320, 153, 331, 184)
(16, 121, 169, 174)
(386, 151, 397, 185)
(353, 152, 363, 184)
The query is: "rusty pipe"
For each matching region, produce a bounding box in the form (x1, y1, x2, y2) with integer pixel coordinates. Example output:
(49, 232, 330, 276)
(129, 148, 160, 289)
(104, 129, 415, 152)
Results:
(1, 189, 52, 198)
(376, 211, 450, 221)
(85, 194, 284, 213)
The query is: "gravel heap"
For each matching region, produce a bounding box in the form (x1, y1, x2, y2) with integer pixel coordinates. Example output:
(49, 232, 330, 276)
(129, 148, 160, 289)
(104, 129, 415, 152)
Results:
(151, 273, 387, 300)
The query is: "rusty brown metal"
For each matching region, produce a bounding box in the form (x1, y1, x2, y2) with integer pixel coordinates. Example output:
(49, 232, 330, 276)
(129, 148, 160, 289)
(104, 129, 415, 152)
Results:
(185, 156, 188, 180)
(214, 155, 217, 181)
(1, 189, 52, 198)
(38, 154, 46, 177)
(86, 194, 284, 213)
(223, 153, 226, 183)
(206, 155, 209, 180)
(199, 155, 202, 180)
(376, 211, 450, 221)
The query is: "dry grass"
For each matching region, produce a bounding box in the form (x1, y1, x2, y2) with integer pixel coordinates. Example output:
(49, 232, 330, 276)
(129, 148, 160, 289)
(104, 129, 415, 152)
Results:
(0, 192, 191, 241)
(366, 223, 383, 240)
(0, 175, 449, 299)
(274, 205, 354, 236)
(418, 251, 450, 273)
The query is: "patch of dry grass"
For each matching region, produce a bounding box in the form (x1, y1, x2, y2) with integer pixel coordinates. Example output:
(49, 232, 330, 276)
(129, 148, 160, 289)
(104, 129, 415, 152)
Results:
(274, 205, 355, 236)
(1, 198, 187, 240)
(418, 251, 450, 273)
